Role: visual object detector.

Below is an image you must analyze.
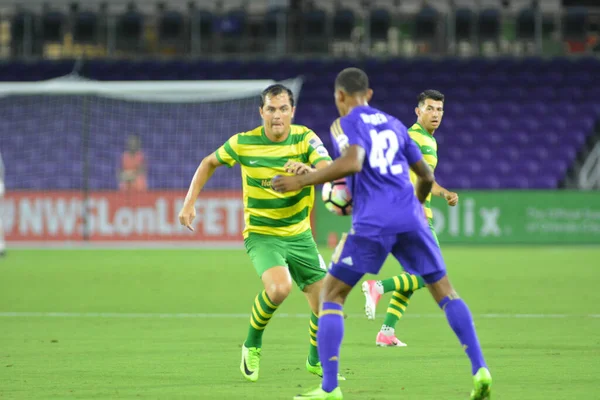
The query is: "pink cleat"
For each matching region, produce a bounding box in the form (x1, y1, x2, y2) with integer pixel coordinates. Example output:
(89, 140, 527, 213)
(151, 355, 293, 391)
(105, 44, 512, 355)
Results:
(361, 280, 382, 320)
(376, 331, 408, 347)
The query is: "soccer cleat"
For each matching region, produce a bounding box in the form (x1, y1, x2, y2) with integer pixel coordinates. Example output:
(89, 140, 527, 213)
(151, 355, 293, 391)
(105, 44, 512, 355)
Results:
(376, 331, 407, 347)
(361, 280, 381, 320)
(240, 344, 261, 382)
(470, 367, 492, 400)
(306, 358, 347, 381)
(293, 386, 343, 399)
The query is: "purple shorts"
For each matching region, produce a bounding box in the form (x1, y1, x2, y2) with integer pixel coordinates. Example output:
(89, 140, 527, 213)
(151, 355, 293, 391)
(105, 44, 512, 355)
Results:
(329, 224, 447, 287)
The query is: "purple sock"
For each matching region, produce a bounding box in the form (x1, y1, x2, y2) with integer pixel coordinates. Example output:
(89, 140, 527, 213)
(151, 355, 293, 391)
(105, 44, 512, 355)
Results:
(439, 296, 487, 375)
(317, 302, 345, 393)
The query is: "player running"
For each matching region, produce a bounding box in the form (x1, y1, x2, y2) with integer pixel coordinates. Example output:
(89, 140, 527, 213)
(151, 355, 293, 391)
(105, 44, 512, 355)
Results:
(361, 90, 459, 347)
(273, 68, 492, 400)
(178, 84, 345, 383)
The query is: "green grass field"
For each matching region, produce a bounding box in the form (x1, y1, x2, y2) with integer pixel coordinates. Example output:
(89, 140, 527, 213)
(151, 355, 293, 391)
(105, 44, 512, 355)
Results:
(1, 246, 599, 399)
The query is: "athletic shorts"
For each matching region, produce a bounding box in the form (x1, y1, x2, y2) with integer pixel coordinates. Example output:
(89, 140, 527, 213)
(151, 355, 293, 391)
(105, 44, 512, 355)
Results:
(329, 221, 446, 288)
(244, 229, 327, 291)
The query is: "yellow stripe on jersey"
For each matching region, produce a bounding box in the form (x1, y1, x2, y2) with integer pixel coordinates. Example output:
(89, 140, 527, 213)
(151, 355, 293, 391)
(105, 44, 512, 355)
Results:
(408, 123, 438, 219)
(214, 125, 332, 238)
(330, 118, 343, 139)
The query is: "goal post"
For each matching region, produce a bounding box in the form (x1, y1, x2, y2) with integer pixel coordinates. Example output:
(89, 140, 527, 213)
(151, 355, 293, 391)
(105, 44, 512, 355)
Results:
(0, 75, 304, 247)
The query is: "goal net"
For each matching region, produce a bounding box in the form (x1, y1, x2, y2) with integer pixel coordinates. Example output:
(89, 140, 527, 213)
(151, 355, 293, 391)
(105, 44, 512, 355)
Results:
(0, 75, 303, 246)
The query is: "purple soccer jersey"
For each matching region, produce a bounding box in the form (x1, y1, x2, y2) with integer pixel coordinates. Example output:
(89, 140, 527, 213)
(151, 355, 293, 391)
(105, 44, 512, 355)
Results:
(328, 105, 447, 286)
(330, 105, 426, 236)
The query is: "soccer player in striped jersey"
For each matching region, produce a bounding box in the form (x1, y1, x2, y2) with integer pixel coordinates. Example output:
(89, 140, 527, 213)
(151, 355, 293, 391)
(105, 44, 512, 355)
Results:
(178, 84, 344, 383)
(361, 90, 460, 347)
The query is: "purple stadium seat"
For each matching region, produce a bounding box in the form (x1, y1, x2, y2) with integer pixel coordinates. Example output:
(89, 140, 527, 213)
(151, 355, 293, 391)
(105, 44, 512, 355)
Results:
(1, 58, 598, 190)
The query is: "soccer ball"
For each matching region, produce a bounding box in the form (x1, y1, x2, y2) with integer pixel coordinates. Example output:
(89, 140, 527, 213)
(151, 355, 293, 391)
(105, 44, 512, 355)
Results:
(322, 179, 352, 216)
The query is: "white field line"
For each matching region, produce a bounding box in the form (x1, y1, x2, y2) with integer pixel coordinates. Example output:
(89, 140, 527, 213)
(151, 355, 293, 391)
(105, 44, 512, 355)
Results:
(6, 241, 245, 250)
(0, 312, 598, 319)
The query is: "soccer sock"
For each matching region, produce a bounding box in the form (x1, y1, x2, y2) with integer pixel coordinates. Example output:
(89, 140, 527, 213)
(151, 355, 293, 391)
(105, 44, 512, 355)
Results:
(381, 290, 414, 333)
(439, 295, 487, 375)
(318, 302, 345, 393)
(244, 290, 279, 349)
(308, 311, 319, 365)
(378, 273, 426, 294)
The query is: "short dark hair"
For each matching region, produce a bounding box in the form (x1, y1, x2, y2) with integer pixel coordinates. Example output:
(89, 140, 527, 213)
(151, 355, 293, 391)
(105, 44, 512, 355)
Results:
(417, 90, 445, 106)
(260, 84, 294, 108)
(335, 68, 369, 95)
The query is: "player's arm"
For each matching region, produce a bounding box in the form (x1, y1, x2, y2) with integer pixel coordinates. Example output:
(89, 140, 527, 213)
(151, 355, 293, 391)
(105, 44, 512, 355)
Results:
(404, 127, 434, 203)
(285, 131, 332, 175)
(178, 135, 239, 231)
(432, 181, 459, 206)
(273, 145, 365, 192)
(410, 160, 434, 204)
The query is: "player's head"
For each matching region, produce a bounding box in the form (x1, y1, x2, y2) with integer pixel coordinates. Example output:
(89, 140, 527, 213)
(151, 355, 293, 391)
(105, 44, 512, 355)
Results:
(259, 84, 296, 141)
(415, 90, 445, 134)
(334, 68, 373, 117)
(127, 135, 141, 152)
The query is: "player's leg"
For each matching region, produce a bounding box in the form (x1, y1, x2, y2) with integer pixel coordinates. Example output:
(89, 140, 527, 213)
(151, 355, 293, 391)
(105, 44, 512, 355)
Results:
(362, 273, 424, 320)
(391, 226, 491, 399)
(241, 234, 292, 382)
(302, 280, 322, 367)
(367, 219, 436, 345)
(427, 276, 491, 399)
(295, 233, 390, 400)
(285, 231, 347, 379)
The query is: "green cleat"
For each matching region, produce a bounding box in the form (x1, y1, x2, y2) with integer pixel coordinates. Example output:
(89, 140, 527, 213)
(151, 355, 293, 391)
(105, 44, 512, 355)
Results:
(293, 386, 343, 399)
(240, 344, 261, 382)
(470, 367, 492, 400)
(306, 358, 346, 381)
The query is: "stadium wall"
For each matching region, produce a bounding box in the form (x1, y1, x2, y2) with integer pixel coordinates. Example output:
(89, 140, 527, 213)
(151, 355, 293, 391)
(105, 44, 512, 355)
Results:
(314, 191, 600, 245)
(5, 190, 600, 246)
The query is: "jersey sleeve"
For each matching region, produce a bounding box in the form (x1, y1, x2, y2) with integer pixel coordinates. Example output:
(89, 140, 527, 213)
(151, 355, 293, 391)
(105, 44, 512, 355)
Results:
(305, 130, 332, 166)
(330, 117, 365, 155)
(408, 129, 434, 169)
(214, 134, 240, 167)
(403, 127, 423, 165)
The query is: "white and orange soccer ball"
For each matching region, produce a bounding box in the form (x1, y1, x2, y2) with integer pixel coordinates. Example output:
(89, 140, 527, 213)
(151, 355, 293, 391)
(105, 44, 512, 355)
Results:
(322, 178, 352, 216)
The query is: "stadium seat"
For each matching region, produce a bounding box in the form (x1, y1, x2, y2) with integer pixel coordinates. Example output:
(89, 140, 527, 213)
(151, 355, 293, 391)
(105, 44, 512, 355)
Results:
(115, 3, 144, 53)
(73, 11, 99, 44)
(10, 8, 38, 57)
(300, 7, 328, 53)
(477, 8, 501, 44)
(41, 7, 65, 43)
(332, 7, 355, 41)
(3, 57, 600, 191)
(187, 6, 215, 54)
(454, 7, 474, 43)
(414, 5, 437, 42)
(369, 8, 391, 43)
(516, 7, 536, 42)
(158, 8, 185, 43)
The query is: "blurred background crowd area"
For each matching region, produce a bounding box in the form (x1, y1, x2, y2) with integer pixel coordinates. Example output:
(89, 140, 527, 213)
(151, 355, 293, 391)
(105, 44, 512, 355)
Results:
(1, 0, 599, 59)
(2, 0, 600, 193)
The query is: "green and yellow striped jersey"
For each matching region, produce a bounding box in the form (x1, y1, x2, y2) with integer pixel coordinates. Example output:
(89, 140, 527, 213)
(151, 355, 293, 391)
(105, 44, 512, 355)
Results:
(408, 122, 438, 219)
(215, 125, 332, 238)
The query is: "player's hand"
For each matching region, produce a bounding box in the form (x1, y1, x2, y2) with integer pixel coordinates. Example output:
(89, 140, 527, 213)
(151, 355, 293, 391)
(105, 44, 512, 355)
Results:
(284, 160, 313, 175)
(445, 192, 459, 206)
(271, 175, 303, 193)
(178, 205, 196, 232)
